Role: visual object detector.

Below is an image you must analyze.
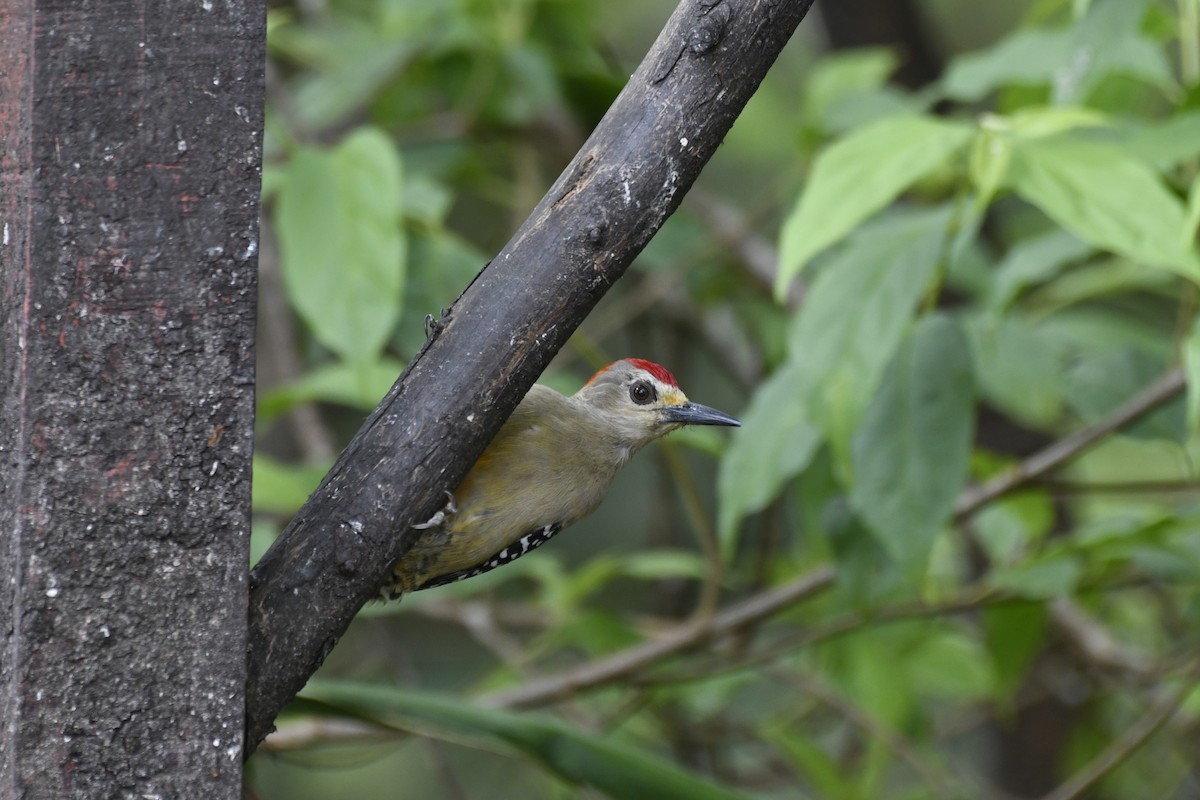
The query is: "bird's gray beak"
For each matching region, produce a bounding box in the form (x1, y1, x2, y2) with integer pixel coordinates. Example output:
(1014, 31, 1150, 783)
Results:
(661, 401, 741, 427)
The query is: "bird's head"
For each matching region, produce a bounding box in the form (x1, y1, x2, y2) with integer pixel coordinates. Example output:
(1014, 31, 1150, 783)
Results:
(576, 358, 740, 453)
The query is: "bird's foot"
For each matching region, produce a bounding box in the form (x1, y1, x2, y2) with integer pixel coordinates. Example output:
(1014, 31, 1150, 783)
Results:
(413, 490, 458, 530)
(424, 307, 452, 341)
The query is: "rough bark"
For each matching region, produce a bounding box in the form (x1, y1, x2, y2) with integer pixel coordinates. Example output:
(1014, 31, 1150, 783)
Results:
(245, 0, 818, 753)
(0, 1, 263, 796)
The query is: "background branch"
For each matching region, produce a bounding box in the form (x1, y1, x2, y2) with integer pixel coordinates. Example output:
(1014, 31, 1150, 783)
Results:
(477, 566, 835, 711)
(954, 368, 1186, 522)
(1039, 661, 1200, 800)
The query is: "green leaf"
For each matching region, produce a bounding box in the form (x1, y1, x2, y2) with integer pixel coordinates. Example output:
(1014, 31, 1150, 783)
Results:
(1187, 317, 1200, 434)
(989, 555, 1082, 598)
(260, 160, 286, 202)
(669, 425, 733, 458)
(837, 636, 913, 794)
(830, 635, 913, 732)
(397, 229, 487, 356)
(967, 315, 1066, 427)
(906, 629, 995, 701)
(1185, 170, 1200, 252)
(804, 48, 900, 132)
(850, 315, 976, 568)
(805, 48, 898, 114)
(985, 106, 1109, 141)
(968, 126, 1013, 212)
(987, 228, 1092, 312)
(720, 210, 949, 548)
(276, 126, 407, 360)
(718, 360, 823, 549)
(941, 29, 1071, 101)
(259, 357, 404, 420)
(768, 730, 866, 800)
(789, 208, 951, 473)
(401, 172, 455, 227)
(301, 680, 750, 800)
(1065, 349, 1185, 441)
(615, 550, 709, 581)
(972, 489, 1055, 566)
(1062, 0, 1173, 103)
(940, 0, 1171, 103)
(273, 19, 423, 131)
(983, 602, 1048, 703)
(252, 455, 329, 515)
(1021, 257, 1170, 319)
(776, 115, 971, 294)
(1005, 135, 1200, 281)
(1116, 112, 1200, 171)
(535, 608, 641, 656)
(249, 519, 279, 568)
(826, 500, 906, 608)
(801, 48, 918, 135)
(820, 90, 920, 136)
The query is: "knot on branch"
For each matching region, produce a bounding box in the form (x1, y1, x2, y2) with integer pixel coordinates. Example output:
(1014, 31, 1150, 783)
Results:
(585, 221, 606, 246)
(688, 2, 731, 55)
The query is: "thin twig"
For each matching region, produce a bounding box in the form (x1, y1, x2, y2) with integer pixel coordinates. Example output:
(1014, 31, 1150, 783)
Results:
(1032, 478, 1200, 496)
(658, 286, 764, 387)
(1049, 597, 1154, 679)
(409, 598, 553, 630)
(451, 601, 531, 670)
(659, 440, 724, 622)
(379, 634, 473, 800)
(476, 566, 836, 710)
(262, 716, 397, 751)
(684, 191, 805, 311)
(955, 368, 1186, 522)
(769, 668, 961, 800)
(638, 584, 1004, 688)
(1039, 661, 1200, 800)
(638, 576, 1158, 690)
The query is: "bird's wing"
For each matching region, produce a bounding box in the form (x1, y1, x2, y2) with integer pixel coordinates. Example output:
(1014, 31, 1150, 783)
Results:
(412, 522, 564, 591)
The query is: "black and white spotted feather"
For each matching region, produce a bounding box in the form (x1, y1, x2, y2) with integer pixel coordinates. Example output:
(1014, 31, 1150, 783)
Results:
(413, 523, 564, 591)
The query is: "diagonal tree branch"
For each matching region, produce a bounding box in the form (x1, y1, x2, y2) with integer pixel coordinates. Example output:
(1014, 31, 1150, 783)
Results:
(954, 367, 1186, 522)
(477, 566, 836, 711)
(1038, 660, 1200, 800)
(245, 0, 820, 753)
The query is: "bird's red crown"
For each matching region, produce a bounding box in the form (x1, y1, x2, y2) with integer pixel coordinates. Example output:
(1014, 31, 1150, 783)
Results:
(587, 358, 679, 388)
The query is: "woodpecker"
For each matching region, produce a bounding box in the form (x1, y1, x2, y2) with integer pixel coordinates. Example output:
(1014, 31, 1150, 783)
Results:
(383, 358, 740, 599)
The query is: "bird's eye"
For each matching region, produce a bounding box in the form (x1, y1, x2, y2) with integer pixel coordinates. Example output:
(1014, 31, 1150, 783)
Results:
(629, 380, 656, 405)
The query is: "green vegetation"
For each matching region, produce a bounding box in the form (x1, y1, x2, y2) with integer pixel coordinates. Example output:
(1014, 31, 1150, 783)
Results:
(250, 1, 1200, 797)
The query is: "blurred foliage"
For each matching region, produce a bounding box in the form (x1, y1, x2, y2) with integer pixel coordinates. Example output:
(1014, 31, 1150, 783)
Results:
(248, 0, 1200, 798)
